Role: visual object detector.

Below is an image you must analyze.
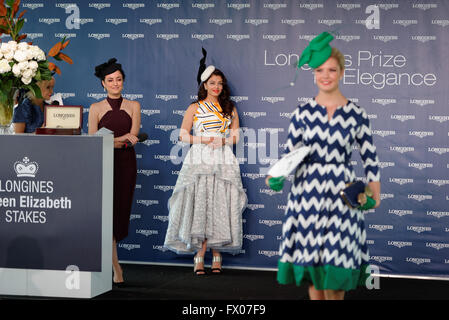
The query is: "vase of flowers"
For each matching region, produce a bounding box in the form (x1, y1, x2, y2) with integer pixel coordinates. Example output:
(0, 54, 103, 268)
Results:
(0, 0, 72, 132)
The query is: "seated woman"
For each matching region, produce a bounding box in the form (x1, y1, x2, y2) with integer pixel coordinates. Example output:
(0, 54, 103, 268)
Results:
(12, 77, 55, 133)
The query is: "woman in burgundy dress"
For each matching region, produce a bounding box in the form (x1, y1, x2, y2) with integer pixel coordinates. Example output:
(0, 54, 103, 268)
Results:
(88, 58, 141, 284)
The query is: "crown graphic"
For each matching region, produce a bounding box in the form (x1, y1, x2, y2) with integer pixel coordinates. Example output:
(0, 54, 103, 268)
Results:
(14, 157, 39, 178)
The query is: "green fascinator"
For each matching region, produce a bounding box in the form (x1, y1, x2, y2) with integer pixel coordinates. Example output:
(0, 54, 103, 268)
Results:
(298, 32, 334, 69)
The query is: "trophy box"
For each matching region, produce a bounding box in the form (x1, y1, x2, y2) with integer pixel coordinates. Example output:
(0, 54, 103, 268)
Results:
(35, 105, 83, 135)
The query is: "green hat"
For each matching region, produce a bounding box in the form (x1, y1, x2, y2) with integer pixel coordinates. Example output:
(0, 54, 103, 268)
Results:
(297, 32, 334, 69)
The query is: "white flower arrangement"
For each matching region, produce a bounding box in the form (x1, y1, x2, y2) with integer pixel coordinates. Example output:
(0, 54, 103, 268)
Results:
(0, 40, 46, 85)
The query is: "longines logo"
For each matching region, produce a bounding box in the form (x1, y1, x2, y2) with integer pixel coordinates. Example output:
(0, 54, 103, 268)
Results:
(153, 245, 168, 252)
(39, 18, 60, 25)
(230, 96, 249, 103)
(14, 157, 38, 178)
(55, 33, 76, 39)
(142, 109, 160, 116)
(426, 242, 449, 250)
(245, 19, 268, 26)
(154, 155, 176, 162)
(373, 35, 398, 43)
(373, 130, 395, 137)
(393, 19, 418, 27)
(427, 211, 449, 219)
(157, 3, 180, 10)
(391, 114, 415, 122)
(88, 33, 110, 40)
(370, 256, 392, 263)
(136, 229, 158, 237)
(337, 4, 361, 10)
(243, 112, 266, 119)
(192, 34, 214, 41)
(227, 34, 250, 41)
(408, 194, 432, 202)
(378, 161, 395, 169)
(243, 234, 264, 242)
(428, 179, 449, 187)
(409, 131, 434, 138)
(23, 3, 44, 10)
(260, 188, 282, 196)
(246, 204, 264, 211)
(123, 3, 145, 10)
(154, 185, 174, 192)
(263, 35, 286, 42)
(87, 93, 107, 100)
(388, 241, 412, 249)
(408, 162, 432, 170)
(156, 34, 179, 40)
(336, 35, 360, 42)
(123, 94, 143, 100)
(175, 18, 197, 25)
(153, 215, 169, 222)
(136, 200, 158, 206)
(369, 224, 393, 232)
(429, 115, 449, 123)
(410, 99, 434, 106)
(372, 98, 396, 105)
(428, 147, 449, 155)
(192, 3, 214, 10)
(265, 3, 287, 10)
(406, 257, 431, 265)
(227, 3, 250, 10)
(258, 250, 278, 258)
(261, 96, 285, 103)
(413, 3, 437, 10)
(119, 243, 140, 251)
(407, 226, 431, 233)
(122, 34, 144, 40)
(106, 18, 127, 25)
(55, 3, 77, 9)
(389, 209, 413, 217)
(242, 173, 264, 180)
(27, 33, 44, 40)
(281, 19, 305, 26)
(299, 3, 324, 10)
(141, 19, 162, 26)
(377, 4, 399, 10)
(432, 20, 449, 27)
(259, 219, 282, 227)
(280, 112, 292, 118)
(89, 3, 111, 10)
(209, 19, 232, 26)
(155, 124, 177, 131)
(389, 146, 414, 154)
(411, 35, 436, 43)
(156, 94, 178, 101)
(137, 169, 159, 176)
(318, 19, 342, 26)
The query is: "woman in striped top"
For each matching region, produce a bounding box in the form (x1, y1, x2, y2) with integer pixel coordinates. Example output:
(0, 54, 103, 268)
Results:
(164, 68, 247, 275)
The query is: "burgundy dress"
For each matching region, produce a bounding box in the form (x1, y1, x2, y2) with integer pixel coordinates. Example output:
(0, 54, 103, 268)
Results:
(99, 97, 137, 242)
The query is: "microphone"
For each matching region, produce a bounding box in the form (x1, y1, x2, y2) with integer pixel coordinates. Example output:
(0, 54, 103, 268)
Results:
(123, 133, 148, 148)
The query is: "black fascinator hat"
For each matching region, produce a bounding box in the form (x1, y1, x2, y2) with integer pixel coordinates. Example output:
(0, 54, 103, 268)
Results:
(94, 58, 126, 81)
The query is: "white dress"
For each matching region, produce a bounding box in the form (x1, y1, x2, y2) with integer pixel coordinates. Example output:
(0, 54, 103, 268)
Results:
(164, 101, 247, 254)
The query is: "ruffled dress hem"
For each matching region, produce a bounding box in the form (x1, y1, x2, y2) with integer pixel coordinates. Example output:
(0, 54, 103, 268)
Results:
(277, 260, 370, 291)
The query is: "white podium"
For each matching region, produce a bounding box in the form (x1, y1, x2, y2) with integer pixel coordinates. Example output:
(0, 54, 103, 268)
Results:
(0, 134, 113, 298)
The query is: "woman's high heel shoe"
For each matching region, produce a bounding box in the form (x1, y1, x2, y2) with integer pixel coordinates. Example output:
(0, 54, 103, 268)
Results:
(194, 255, 206, 275)
(211, 254, 223, 274)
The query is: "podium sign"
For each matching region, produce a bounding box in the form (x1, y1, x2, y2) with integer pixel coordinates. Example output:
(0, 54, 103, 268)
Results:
(0, 134, 113, 298)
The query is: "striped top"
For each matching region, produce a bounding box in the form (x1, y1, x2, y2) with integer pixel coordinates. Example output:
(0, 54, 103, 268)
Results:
(193, 100, 232, 133)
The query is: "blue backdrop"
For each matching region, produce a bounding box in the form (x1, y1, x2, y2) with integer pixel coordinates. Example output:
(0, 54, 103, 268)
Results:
(13, 0, 449, 279)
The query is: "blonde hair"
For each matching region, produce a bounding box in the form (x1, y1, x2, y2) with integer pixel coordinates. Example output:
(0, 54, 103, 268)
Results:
(330, 47, 345, 70)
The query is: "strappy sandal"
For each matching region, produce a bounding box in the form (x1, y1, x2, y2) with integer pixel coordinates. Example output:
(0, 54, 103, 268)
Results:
(194, 255, 206, 275)
(211, 255, 223, 274)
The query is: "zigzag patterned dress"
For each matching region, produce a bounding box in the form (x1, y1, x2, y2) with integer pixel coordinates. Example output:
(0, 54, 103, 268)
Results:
(277, 99, 380, 291)
(164, 101, 247, 254)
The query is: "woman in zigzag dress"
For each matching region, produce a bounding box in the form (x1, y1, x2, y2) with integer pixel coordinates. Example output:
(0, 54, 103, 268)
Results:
(270, 33, 381, 300)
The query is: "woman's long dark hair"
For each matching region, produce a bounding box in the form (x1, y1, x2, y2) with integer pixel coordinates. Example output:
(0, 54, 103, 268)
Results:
(196, 69, 234, 118)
